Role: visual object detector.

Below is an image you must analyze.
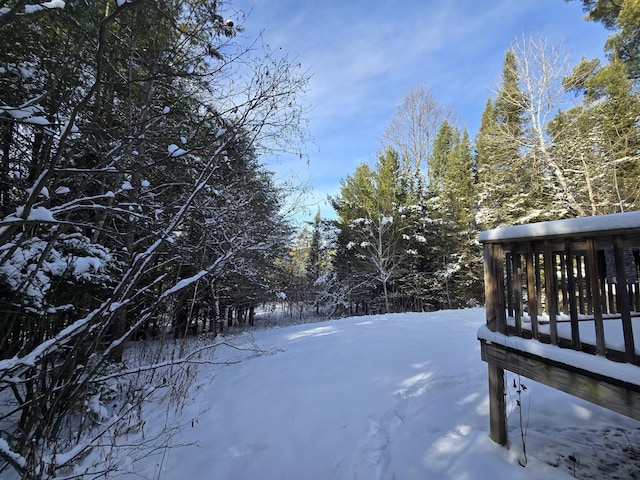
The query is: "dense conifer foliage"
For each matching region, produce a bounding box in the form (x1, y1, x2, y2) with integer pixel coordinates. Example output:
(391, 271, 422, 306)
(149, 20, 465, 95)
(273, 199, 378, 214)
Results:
(0, 1, 308, 476)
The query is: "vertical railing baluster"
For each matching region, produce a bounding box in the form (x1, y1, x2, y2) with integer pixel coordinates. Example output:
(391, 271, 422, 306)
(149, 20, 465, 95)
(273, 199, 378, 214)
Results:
(613, 237, 635, 362)
(560, 250, 568, 314)
(577, 254, 585, 315)
(633, 248, 640, 312)
(598, 250, 609, 314)
(496, 244, 507, 333)
(544, 242, 558, 345)
(527, 243, 538, 339)
(506, 252, 513, 319)
(586, 238, 606, 356)
(513, 247, 522, 336)
(566, 241, 580, 350)
(535, 253, 542, 315)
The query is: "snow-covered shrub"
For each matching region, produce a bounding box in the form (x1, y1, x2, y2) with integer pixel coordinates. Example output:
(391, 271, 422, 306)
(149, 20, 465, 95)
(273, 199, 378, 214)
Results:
(0, 233, 116, 312)
(0, 232, 119, 357)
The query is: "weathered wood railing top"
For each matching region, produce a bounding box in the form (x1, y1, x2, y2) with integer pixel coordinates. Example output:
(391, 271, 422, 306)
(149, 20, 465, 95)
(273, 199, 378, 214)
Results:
(479, 211, 640, 366)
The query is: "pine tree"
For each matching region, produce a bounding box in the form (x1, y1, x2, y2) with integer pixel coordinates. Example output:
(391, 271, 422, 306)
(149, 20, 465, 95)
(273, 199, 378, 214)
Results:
(551, 55, 640, 213)
(476, 48, 544, 228)
(572, 0, 640, 82)
(428, 123, 481, 307)
(306, 209, 323, 283)
(331, 148, 410, 313)
(429, 119, 456, 188)
(586, 58, 640, 209)
(305, 208, 325, 314)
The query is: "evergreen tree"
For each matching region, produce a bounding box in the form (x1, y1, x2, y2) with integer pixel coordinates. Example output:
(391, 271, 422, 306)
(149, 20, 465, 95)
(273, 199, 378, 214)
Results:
(0, 1, 309, 475)
(305, 210, 322, 282)
(551, 56, 640, 213)
(428, 124, 481, 307)
(476, 48, 549, 228)
(429, 119, 456, 188)
(331, 148, 410, 313)
(570, 0, 640, 81)
(306, 208, 323, 313)
(586, 58, 640, 209)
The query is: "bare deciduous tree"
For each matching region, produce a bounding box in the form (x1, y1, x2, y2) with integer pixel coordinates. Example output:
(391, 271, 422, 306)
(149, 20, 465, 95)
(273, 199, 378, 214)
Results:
(381, 85, 454, 192)
(510, 36, 591, 217)
(506, 35, 640, 217)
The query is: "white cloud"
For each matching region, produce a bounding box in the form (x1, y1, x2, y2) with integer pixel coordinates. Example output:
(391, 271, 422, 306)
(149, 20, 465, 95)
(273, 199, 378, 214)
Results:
(233, 0, 611, 223)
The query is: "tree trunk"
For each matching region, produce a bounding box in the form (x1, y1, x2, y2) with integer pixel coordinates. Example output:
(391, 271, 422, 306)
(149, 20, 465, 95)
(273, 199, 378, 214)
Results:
(0, 119, 12, 216)
(383, 280, 390, 313)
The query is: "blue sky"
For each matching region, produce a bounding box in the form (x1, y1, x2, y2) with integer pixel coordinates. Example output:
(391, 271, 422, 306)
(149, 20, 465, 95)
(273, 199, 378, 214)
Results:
(231, 0, 611, 224)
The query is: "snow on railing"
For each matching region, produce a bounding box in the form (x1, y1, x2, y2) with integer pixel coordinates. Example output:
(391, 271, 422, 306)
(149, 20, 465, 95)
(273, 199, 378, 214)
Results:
(480, 212, 640, 365)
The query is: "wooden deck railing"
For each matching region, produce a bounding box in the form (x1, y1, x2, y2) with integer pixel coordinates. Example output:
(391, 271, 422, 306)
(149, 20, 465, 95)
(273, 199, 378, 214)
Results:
(480, 211, 640, 365)
(478, 211, 640, 445)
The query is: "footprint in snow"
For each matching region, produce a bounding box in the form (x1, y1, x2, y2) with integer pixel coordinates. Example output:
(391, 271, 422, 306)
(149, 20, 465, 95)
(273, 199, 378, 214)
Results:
(353, 410, 404, 480)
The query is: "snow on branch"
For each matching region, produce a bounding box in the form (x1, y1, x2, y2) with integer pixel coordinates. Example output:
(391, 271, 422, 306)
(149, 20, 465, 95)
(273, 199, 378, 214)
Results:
(0, 0, 64, 27)
(0, 314, 93, 378)
(160, 270, 208, 299)
(0, 437, 26, 474)
(24, 0, 65, 13)
(159, 251, 234, 301)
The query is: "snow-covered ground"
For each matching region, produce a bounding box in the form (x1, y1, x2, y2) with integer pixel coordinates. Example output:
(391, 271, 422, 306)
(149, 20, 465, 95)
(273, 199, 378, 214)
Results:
(56, 309, 640, 478)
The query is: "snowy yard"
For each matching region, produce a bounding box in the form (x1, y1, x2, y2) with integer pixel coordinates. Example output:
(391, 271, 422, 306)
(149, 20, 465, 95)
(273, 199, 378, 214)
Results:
(61, 309, 640, 479)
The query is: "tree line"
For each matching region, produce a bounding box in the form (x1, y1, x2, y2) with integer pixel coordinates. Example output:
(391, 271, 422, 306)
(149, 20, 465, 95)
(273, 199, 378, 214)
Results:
(287, 0, 640, 316)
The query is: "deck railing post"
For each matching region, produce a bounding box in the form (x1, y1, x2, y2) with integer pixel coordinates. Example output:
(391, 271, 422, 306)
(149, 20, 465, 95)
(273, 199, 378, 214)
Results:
(483, 242, 508, 445)
(484, 244, 498, 332)
(488, 362, 507, 445)
(484, 243, 507, 333)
